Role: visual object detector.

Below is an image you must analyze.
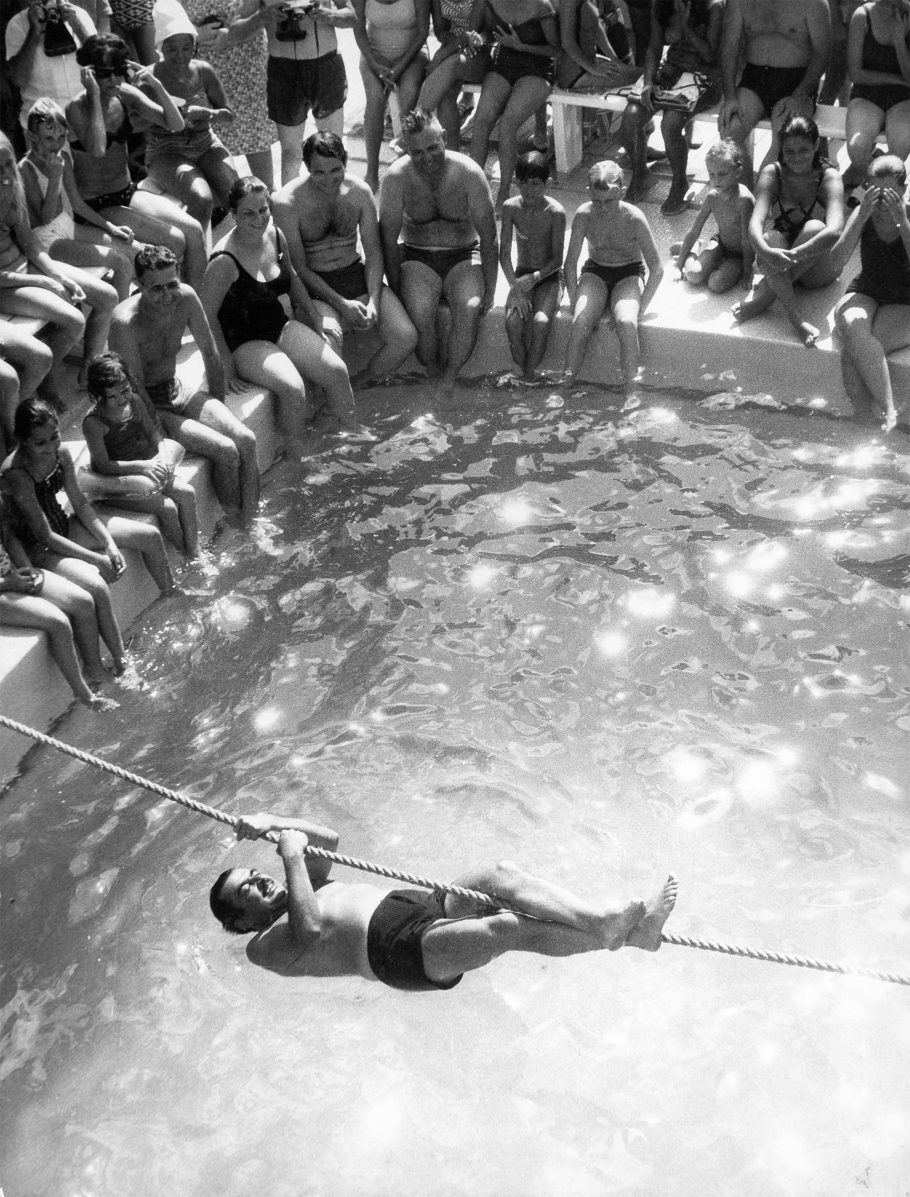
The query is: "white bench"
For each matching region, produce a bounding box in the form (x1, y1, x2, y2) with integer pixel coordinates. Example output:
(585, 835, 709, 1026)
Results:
(547, 94, 852, 177)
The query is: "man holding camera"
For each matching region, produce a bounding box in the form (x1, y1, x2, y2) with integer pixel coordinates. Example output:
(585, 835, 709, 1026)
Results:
(260, 0, 356, 185)
(6, 0, 97, 129)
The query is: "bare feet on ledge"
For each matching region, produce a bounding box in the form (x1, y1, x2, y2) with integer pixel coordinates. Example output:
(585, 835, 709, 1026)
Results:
(624, 874, 679, 952)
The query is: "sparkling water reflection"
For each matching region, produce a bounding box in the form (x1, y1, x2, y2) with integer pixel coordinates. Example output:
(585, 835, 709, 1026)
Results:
(2, 387, 910, 1196)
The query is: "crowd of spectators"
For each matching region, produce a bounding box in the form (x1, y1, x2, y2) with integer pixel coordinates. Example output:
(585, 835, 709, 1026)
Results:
(0, 0, 908, 710)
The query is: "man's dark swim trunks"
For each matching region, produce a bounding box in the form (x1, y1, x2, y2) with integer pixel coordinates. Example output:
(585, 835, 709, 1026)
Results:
(315, 257, 369, 301)
(366, 888, 462, 991)
(580, 258, 644, 297)
(739, 63, 815, 117)
(146, 377, 193, 415)
(399, 241, 481, 282)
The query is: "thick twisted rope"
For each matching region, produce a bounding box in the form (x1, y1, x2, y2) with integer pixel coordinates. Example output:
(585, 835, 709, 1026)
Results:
(2, 713, 909, 988)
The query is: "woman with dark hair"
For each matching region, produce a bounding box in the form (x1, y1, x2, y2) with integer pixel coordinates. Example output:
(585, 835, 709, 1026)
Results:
(469, 0, 558, 209)
(619, 0, 724, 213)
(734, 115, 846, 347)
(65, 34, 208, 289)
(202, 177, 361, 447)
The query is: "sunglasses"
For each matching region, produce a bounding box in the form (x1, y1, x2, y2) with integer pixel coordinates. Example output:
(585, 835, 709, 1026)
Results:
(93, 66, 128, 79)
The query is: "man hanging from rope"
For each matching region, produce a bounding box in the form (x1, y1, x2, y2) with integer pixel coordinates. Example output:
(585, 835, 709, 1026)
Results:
(209, 813, 679, 990)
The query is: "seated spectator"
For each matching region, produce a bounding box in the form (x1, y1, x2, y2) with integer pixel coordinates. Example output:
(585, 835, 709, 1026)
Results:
(499, 151, 566, 381)
(5, 0, 97, 130)
(555, 0, 637, 91)
(353, 0, 431, 192)
(82, 351, 200, 560)
(0, 131, 86, 412)
(109, 243, 260, 527)
(146, 31, 238, 235)
(719, 0, 832, 186)
(0, 323, 53, 457)
(203, 177, 361, 446)
(273, 132, 417, 388)
(0, 397, 176, 619)
(66, 35, 208, 290)
(20, 98, 134, 303)
(416, 0, 489, 150)
(620, 0, 724, 213)
(674, 139, 754, 293)
(379, 108, 498, 400)
(0, 492, 118, 709)
(844, 0, 910, 186)
(469, 0, 558, 209)
(733, 115, 845, 346)
(563, 159, 663, 402)
(833, 154, 910, 432)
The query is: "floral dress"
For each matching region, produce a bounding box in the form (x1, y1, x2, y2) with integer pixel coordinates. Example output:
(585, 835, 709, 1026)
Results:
(183, 0, 275, 157)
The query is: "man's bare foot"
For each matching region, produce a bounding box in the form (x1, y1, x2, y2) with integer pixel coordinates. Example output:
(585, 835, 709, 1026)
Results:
(599, 898, 647, 949)
(797, 321, 819, 348)
(84, 693, 119, 712)
(732, 296, 760, 323)
(624, 874, 678, 951)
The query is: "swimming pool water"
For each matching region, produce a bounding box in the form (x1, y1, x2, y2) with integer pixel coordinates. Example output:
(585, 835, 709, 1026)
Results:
(2, 385, 909, 1197)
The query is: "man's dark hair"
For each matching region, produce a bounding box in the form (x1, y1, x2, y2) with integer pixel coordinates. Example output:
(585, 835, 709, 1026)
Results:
(400, 107, 442, 140)
(86, 350, 130, 398)
(13, 396, 57, 444)
(515, 151, 550, 183)
(303, 131, 347, 169)
(135, 244, 177, 281)
(210, 870, 245, 933)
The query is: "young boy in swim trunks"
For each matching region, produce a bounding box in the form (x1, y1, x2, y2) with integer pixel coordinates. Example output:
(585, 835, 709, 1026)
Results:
(499, 151, 566, 382)
(209, 810, 679, 992)
(674, 140, 755, 294)
(833, 154, 910, 433)
(563, 159, 663, 403)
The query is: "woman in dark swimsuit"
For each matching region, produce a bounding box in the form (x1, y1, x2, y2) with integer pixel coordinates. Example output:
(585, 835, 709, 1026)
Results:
(201, 177, 359, 445)
(469, 0, 558, 208)
(833, 153, 910, 431)
(66, 35, 208, 290)
(734, 116, 845, 347)
(845, 0, 910, 182)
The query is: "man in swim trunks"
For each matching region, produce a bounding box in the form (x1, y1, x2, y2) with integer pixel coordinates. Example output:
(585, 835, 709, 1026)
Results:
(719, 0, 832, 184)
(379, 107, 498, 401)
(209, 811, 679, 991)
(273, 131, 418, 388)
(109, 245, 260, 527)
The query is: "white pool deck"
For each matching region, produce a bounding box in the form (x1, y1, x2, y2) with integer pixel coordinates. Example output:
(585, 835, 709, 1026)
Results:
(2, 46, 908, 780)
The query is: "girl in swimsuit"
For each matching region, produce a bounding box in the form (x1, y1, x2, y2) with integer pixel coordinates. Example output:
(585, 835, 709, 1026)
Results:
(469, 0, 559, 209)
(833, 154, 910, 431)
(845, 0, 910, 182)
(202, 177, 361, 449)
(20, 99, 135, 304)
(353, 0, 432, 192)
(0, 492, 119, 711)
(66, 35, 208, 290)
(734, 116, 845, 347)
(19, 101, 123, 391)
(0, 131, 85, 412)
(0, 397, 175, 678)
(147, 32, 239, 236)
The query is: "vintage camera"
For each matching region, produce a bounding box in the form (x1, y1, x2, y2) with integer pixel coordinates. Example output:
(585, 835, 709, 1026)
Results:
(41, 0, 78, 56)
(276, 1, 316, 41)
